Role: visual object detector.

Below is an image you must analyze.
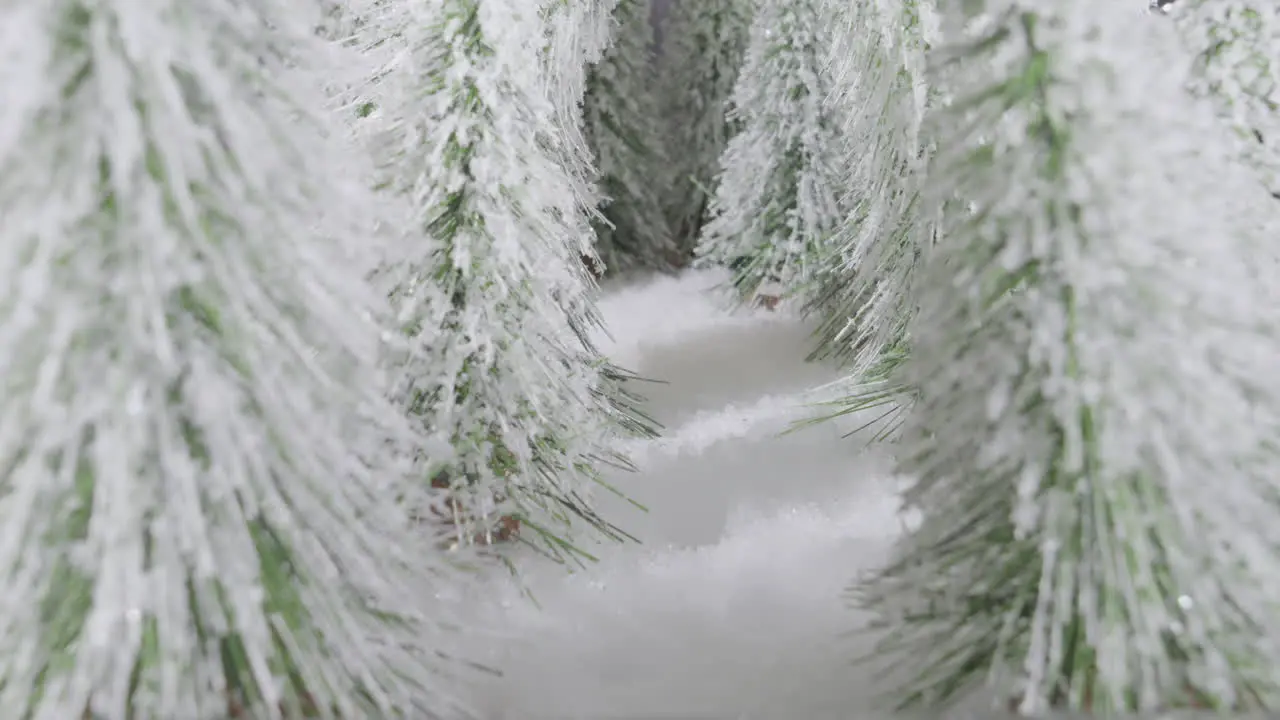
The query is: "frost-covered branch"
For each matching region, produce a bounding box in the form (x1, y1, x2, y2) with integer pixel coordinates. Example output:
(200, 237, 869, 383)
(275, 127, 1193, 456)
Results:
(855, 0, 1280, 713)
(0, 0, 472, 716)
(695, 0, 850, 306)
(799, 0, 936, 438)
(356, 0, 650, 561)
(1169, 0, 1280, 197)
(539, 0, 619, 226)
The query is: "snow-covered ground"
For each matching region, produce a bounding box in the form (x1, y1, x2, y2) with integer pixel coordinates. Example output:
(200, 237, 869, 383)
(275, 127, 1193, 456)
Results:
(458, 269, 916, 718)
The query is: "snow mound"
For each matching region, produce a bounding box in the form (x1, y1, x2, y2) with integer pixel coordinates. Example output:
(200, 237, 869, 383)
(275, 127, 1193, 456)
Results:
(470, 471, 904, 719)
(593, 267, 790, 370)
(620, 391, 811, 461)
(451, 269, 917, 716)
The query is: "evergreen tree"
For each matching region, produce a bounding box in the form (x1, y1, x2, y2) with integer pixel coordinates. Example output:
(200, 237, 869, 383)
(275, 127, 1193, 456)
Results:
(656, 0, 754, 255)
(0, 0, 469, 717)
(539, 0, 663, 501)
(694, 0, 849, 307)
(583, 0, 681, 275)
(800, 0, 935, 437)
(356, 0, 649, 560)
(538, 0, 665, 449)
(1169, 0, 1280, 197)
(854, 0, 1280, 712)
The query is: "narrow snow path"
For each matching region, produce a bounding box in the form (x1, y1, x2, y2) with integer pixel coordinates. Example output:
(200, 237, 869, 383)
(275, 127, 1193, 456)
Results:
(463, 270, 912, 718)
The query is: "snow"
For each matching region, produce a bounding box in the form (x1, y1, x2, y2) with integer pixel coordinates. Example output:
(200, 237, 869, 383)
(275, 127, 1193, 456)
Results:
(456, 269, 915, 717)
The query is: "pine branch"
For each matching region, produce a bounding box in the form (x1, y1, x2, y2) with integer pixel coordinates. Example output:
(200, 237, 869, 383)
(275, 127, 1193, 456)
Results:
(357, 0, 651, 564)
(1170, 0, 1280, 197)
(0, 0, 474, 716)
(694, 0, 850, 306)
(856, 0, 1280, 713)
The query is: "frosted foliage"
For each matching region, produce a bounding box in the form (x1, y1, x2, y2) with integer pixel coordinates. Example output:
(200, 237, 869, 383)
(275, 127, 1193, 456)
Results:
(859, 0, 1280, 713)
(0, 1, 475, 718)
(695, 0, 848, 303)
(1171, 0, 1280, 196)
(323, 2, 393, 120)
(360, 0, 623, 552)
(656, 0, 754, 251)
(809, 0, 933, 372)
(539, 0, 619, 221)
(584, 0, 679, 273)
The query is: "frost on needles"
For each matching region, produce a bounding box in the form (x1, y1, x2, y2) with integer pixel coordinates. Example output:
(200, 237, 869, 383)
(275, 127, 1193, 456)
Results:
(0, 0, 471, 717)
(1170, 0, 1280, 198)
(539, 0, 618, 226)
(803, 0, 935, 439)
(855, 0, 1280, 713)
(695, 0, 849, 307)
(355, 0, 646, 560)
(808, 0, 933, 367)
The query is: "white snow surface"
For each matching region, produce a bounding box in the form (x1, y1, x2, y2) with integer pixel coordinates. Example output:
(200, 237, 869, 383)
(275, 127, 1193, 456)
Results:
(453, 269, 921, 718)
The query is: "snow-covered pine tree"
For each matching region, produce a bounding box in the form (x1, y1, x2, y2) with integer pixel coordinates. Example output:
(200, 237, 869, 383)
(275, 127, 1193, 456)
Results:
(800, 0, 934, 437)
(694, 0, 849, 308)
(1169, 0, 1280, 198)
(854, 0, 1280, 713)
(657, 0, 753, 255)
(538, 0, 666, 462)
(356, 0, 650, 560)
(324, 1, 395, 132)
(808, 0, 932, 364)
(0, 0, 471, 717)
(538, 0, 664, 508)
(582, 0, 681, 275)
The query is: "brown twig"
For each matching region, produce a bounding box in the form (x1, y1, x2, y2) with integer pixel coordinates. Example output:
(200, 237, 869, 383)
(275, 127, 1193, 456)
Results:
(754, 293, 781, 311)
(428, 476, 521, 547)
